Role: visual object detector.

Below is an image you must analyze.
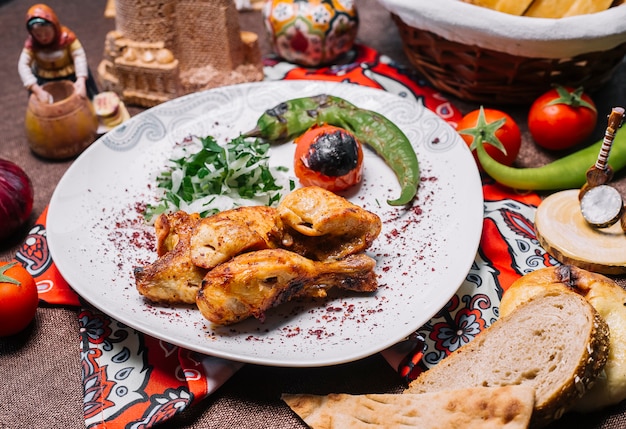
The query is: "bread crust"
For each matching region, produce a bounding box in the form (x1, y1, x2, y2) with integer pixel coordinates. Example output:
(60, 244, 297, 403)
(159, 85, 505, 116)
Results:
(501, 265, 626, 412)
(406, 289, 610, 428)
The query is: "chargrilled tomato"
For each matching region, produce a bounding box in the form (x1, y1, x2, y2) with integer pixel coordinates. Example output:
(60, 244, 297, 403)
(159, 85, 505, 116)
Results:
(293, 124, 364, 191)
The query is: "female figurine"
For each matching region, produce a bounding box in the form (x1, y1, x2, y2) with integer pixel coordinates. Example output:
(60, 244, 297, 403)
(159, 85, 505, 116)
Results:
(17, 3, 98, 103)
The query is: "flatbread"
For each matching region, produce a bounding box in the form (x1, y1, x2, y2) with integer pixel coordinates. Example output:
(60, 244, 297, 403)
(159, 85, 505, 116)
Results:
(564, 0, 614, 16)
(500, 265, 626, 412)
(282, 385, 534, 429)
(464, 0, 534, 15)
(524, 0, 614, 17)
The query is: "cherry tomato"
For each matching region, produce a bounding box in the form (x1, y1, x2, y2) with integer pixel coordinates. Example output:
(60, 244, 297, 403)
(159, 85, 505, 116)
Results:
(293, 124, 364, 191)
(528, 86, 597, 151)
(0, 261, 38, 336)
(457, 107, 521, 167)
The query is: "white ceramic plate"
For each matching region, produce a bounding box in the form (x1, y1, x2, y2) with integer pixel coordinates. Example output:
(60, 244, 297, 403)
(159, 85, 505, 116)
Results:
(47, 80, 483, 367)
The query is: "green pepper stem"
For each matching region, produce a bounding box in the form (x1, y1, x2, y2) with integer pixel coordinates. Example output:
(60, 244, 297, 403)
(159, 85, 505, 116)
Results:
(242, 126, 262, 138)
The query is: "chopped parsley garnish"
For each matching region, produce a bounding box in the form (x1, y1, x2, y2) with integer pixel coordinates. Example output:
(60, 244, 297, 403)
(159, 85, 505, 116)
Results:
(144, 134, 292, 222)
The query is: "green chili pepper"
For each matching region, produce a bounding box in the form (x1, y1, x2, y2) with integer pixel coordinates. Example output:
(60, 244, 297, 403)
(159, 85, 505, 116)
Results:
(476, 127, 626, 191)
(245, 94, 420, 206)
(245, 94, 357, 142)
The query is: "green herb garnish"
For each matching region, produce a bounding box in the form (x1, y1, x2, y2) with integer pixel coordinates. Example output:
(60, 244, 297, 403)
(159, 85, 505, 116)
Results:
(144, 135, 290, 222)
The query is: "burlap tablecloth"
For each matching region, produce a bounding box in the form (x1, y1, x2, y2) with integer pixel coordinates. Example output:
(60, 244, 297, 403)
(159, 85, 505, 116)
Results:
(1, 1, 625, 428)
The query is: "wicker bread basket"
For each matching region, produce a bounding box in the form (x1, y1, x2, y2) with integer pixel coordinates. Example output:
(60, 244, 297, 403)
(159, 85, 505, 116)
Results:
(377, 0, 626, 104)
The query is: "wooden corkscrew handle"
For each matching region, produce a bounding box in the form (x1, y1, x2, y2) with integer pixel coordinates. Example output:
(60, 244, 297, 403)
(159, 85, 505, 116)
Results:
(579, 107, 625, 200)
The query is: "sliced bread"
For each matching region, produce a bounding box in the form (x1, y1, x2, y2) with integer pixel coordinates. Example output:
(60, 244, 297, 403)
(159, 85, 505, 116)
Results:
(282, 385, 534, 429)
(405, 289, 610, 428)
(500, 265, 626, 412)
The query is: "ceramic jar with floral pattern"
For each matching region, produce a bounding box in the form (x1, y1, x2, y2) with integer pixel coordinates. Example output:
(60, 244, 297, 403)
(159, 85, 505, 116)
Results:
(263, 0, 359, 67)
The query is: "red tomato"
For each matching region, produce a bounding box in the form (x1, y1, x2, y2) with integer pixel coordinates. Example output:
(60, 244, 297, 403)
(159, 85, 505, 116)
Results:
(528, 86, 597, 151)
(457, 107, 521, 167)
(0, 261, 39, 336)
(293, 124, 364, 191)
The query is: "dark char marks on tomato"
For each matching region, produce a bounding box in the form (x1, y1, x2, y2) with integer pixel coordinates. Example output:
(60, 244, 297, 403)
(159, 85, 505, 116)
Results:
(304, 129, 359, 176)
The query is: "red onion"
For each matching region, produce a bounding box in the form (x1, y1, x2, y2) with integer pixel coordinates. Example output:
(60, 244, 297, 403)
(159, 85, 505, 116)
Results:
(0, 159, 34, 241)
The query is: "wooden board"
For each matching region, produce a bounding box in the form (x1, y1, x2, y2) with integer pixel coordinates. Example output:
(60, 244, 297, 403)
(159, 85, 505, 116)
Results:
(535, 189, 626, 274)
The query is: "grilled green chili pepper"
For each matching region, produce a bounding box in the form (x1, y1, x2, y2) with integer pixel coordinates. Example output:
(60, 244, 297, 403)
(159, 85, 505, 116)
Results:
(476, 127, 626, 191)
(244, 94, 420, 206)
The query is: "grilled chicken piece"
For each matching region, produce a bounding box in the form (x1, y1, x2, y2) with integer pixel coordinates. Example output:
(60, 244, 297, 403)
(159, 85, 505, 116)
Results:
(190, 218, 267, 269)
(136, 188, 380, 308)
(278, 186, 382, 261)
(155, 210, 200, 256)
(196, 248, 378, 325)
(210, 205, 283, 238)
(136, 207, 284, 304)
(190, 206, 283, 269)
(135, 211, 206, 304)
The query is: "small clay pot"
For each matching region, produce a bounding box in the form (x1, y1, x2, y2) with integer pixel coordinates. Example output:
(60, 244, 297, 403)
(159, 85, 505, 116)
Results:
(24, 80, 99, 160)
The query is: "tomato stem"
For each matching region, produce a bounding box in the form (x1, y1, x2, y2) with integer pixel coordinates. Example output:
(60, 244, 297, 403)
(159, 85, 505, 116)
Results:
(458, 106, 508, 156)
(547, 86, 597, 112)
(0, 262, 21, 285)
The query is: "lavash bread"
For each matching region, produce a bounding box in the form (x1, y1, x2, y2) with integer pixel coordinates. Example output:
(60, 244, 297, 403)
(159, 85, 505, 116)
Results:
(282, 385, 534, 429)
(500, 265, 626, 412)
(462, 0, 616, 17)
(406, 289, 610, 428)
(524, 0, 614, 18)
(462, 0, 535, 16)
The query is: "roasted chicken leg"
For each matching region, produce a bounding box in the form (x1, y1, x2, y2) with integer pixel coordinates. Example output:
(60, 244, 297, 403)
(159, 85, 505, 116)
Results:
(154, 210, 200, 257)
(135, 206, 284, 304)
(190, 206, 283, 269)
(196, 248, 378, 325)
(135, 211, 206, 304)
(278, 186, 382, 261)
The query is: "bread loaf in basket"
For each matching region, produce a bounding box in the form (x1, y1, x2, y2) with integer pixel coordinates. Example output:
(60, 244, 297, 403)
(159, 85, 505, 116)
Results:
(377, 0, 626, 104)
